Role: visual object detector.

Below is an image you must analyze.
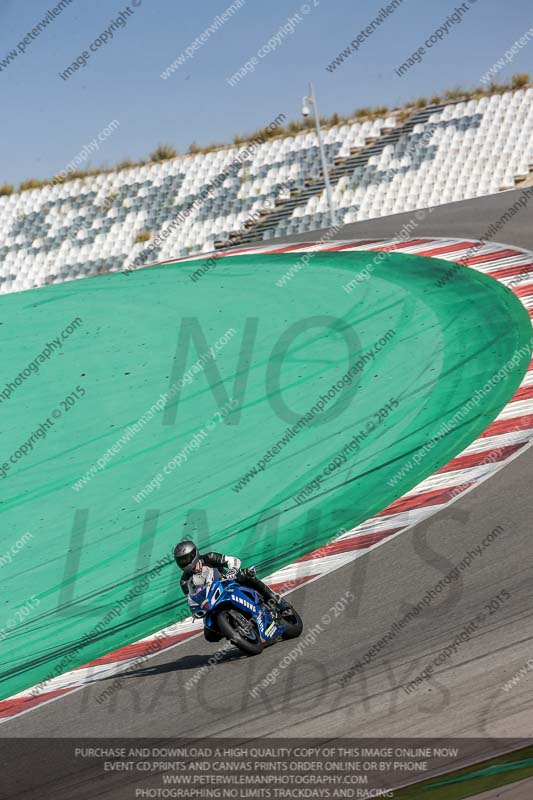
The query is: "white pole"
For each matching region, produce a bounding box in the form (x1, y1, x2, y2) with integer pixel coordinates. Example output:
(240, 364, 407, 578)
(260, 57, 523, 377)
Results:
(308, 82, 338, 228)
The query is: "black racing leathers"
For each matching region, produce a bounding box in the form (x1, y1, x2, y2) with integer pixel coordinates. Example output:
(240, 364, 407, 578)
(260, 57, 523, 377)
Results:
(180, 552, 278, 605)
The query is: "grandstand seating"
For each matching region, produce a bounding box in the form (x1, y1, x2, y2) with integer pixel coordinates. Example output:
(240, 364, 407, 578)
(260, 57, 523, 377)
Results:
(1, 87, 533, 293)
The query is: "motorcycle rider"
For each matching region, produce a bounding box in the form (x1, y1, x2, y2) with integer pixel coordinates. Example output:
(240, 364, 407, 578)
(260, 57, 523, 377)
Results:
(173, 539, 284, 642)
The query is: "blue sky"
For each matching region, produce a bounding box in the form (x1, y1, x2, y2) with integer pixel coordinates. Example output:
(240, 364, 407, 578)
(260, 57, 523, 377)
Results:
(1, 0, 532, 185)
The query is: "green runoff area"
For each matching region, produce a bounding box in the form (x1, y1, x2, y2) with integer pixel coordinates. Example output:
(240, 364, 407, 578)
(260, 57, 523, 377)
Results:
(396, 745, 533, 798)
(0, 250, 530, 701)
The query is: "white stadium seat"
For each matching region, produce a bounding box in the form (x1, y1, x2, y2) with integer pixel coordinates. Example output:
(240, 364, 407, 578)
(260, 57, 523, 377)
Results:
(0, 89, 532, 292)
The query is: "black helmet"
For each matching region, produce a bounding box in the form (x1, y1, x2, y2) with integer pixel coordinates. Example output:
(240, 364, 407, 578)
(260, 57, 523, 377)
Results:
(174, 540, 200, 571)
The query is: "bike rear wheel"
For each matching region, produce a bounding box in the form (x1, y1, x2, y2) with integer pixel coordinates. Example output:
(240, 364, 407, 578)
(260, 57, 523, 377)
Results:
(216, 609, 264, 656)
(279, 602, 303, 640)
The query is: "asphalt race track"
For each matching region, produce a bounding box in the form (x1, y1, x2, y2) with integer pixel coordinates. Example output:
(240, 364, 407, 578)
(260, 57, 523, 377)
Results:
(2, 190, 533, 793)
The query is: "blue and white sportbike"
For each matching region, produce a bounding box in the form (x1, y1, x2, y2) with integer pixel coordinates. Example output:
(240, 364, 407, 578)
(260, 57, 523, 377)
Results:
(187, 566, 303, 655)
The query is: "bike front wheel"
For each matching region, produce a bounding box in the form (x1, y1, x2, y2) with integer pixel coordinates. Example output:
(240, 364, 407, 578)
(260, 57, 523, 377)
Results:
(216, 609, 264, 656)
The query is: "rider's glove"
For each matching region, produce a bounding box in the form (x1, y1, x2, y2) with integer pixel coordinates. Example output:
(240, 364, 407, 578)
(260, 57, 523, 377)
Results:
(224, 568, 238, 580)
